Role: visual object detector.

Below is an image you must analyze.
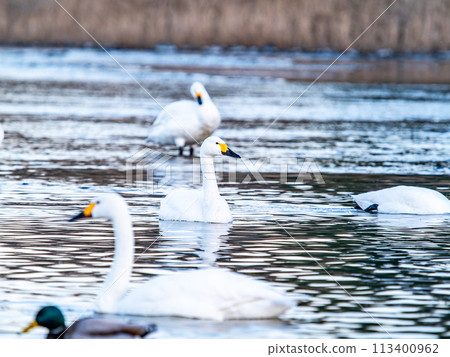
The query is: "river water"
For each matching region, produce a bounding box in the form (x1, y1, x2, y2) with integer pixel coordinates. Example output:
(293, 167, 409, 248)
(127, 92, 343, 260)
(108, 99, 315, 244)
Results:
(0, 47, 449, 338)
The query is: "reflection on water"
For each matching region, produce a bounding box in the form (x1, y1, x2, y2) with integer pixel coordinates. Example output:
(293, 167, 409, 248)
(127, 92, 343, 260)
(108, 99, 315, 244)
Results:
(158, 221, 231, 267)
(0, 47, 449, 338)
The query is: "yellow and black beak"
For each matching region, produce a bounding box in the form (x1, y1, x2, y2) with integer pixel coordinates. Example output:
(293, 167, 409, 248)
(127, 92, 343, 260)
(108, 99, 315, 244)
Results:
(69, 202, 96, 222)
(22, 320, 38, 333)
(196, 93, 202, 105)
(218, 143, 241, 158)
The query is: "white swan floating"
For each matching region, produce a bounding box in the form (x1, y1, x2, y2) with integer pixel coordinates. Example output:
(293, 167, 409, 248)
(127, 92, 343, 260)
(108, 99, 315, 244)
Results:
(69, 193, 295, 320)
(160, 136, 240, 223)
(145, 82, 221, 156)
(352, 186, 450, 214)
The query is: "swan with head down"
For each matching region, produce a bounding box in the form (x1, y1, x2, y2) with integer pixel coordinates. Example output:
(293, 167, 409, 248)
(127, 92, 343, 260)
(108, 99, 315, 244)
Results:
(353, 186, 450, 214)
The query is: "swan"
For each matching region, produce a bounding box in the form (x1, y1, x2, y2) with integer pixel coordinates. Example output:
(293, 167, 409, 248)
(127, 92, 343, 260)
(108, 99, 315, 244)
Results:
(145, 82, 221, 156)
(69, 193, 295, 320)
(352, 186, 450, 214)
(22, 306, 156, 339)
(159, 136, 240, 223)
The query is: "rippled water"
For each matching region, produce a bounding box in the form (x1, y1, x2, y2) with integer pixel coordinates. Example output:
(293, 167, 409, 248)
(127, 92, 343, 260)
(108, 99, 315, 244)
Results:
(0, 47, 449, 339)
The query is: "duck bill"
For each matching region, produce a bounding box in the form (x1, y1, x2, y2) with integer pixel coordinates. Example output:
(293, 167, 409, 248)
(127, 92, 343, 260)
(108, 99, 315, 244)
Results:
(69, 211, 86, 222)
(223, 148, 241, 159)
(196, 94, 202, 105)
(22, 320, 38, 333)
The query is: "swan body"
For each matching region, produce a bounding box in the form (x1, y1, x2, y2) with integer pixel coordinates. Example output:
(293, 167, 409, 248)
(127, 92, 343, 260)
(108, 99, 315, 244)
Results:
(352, 186, 450, 214)
(70, 193, 295, 320)
(160, 187, 231, 223)
(116, 268, 294, 320)
(159, 136, 240, 223)
(146, 82, 220, 155)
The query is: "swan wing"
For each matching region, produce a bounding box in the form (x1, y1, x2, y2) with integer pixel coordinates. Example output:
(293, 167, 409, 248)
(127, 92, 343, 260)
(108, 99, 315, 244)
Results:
(116, 268, 295, 320)
(147, 101, 203, 145)
(159, 188, 204, 222)
(160, 189, 232, 223)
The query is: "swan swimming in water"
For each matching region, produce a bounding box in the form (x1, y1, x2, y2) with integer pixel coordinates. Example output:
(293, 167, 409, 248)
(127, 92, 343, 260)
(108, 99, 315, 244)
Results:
(352, 186, 450, 214)
(159, 136, 240, 223)
(69, 193, 295, 320)
(145, 82, 221, 156)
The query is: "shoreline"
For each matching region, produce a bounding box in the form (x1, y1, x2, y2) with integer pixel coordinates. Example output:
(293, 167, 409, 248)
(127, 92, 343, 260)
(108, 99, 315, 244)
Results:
(0, 0, 449, 53)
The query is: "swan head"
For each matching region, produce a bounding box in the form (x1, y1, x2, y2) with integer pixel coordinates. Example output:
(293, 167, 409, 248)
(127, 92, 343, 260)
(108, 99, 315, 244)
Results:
(190, 81, 209, 105)
(69, 193, 128, 222)
(200, 136, 241, 159)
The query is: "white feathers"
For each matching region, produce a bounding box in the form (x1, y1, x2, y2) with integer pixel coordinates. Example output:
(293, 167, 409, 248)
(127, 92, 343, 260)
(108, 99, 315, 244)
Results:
(146, 82, 220, 152)
(352, 186, 450, 214)
(115, 268, 295, 321)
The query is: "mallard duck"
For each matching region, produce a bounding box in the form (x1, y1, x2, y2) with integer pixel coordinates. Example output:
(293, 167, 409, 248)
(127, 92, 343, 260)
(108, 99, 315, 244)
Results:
(353, 186, 450, 214)
(159, 136, 240, 223)
(69, 193, 296, 320)
(145, 82, 221, 156)
(23, 306, 156, 339)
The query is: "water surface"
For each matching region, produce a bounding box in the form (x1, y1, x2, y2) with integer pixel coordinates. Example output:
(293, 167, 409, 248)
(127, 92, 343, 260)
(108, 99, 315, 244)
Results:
(0, 47, 449, 338)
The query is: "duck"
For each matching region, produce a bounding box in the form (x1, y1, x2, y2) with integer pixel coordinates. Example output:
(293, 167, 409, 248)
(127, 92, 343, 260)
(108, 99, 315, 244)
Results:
(22, 306, 156, 339)
(159, 136, 240, 223)
(145, 82, 221, 156)
(352, 185, 450, 214)
(69, 193, 295, 320)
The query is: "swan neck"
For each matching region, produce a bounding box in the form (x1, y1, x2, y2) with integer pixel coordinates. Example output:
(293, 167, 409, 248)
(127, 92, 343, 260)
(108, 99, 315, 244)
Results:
(201, 156, 220, 198)
(97, 210, 134, 311)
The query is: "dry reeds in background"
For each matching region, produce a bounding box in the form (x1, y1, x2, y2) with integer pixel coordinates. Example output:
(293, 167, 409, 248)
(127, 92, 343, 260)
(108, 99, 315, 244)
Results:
(0, 0, 448, 52)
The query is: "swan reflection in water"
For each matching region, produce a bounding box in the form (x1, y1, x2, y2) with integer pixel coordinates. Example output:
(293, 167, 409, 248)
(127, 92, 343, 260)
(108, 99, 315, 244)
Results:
(158, 220, 231, 266)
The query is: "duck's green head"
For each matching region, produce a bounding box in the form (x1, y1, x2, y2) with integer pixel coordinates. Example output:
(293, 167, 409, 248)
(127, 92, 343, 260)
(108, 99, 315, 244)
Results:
(23, 306, 65, 333)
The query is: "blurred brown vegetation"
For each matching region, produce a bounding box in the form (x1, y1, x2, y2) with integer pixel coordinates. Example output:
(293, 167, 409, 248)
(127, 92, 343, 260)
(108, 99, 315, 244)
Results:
(0, 0, 448, 52)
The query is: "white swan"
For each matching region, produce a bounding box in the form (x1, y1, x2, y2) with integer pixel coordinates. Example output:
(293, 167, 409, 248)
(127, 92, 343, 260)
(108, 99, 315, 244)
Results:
(352, 186, 450, 214)
(69, 193, 295, 320)
(159, 136, 240, 223)
(145, 82, 221, 156)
